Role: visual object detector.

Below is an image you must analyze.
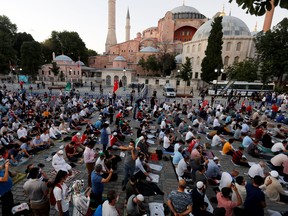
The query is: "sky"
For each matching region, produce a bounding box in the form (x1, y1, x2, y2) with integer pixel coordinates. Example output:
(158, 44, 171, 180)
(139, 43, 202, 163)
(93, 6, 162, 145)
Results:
(1, 0, 287, 55)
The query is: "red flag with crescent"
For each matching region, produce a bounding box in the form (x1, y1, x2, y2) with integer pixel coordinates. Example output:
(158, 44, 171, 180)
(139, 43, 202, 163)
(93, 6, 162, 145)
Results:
(113, 80, 119, 92)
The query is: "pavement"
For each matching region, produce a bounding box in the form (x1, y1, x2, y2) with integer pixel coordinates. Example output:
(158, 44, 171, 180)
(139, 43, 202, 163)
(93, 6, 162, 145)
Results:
(1, 83, 287, 216)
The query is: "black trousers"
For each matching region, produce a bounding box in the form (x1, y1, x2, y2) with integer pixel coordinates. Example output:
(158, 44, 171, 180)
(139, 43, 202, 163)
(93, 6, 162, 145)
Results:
(1, 190, 14, 216)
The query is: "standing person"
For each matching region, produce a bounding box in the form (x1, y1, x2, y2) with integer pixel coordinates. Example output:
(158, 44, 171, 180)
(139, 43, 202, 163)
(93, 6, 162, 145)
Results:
(102, 190, 120, 216)
(0, 159, 14, 216)
(91, 164, 113, 209)
(23, 167, 50, 216)
(52, 170, 70, 216)
(244, 176, 266, 216)
(122, 141, 137, 191)
(100, 123, 109, 151)
(191, 181, 206, 216)
(167, 179, 193, 216)
(83, 142, 97, 187)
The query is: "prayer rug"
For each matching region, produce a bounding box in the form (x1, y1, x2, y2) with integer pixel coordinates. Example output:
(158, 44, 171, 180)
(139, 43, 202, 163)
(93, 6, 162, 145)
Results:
(12, 173, 27, 185)
(49, 168, 81, 182)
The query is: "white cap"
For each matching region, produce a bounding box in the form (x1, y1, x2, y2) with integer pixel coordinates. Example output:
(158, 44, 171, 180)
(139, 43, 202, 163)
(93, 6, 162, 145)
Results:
(213, 156, 219, 161)
(58, 150, 64, 155)
(270, 170, 279, 178)
(139, 136, 144, 140)
(76, 132, 81, 136)
(105, 121, 110, 124)
(196, 181, 204, 189)
(136, 194, 144, 202)
(113, 132, 117, 136)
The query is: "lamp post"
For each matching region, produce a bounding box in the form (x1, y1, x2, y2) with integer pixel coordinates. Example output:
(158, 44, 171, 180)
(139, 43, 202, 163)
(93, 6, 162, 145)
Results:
(214, 68, 224, 95)
(123, 68, 126, 91)
(176, 69, 180, 94)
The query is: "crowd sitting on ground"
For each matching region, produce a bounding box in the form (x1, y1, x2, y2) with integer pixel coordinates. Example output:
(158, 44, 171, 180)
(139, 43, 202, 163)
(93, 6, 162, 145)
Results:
(0, 86, 288, 216)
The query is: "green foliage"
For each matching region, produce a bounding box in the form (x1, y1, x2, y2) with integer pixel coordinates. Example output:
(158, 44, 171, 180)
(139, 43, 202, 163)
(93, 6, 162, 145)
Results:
(0, 15, 17, 73)
(226, 58, 258, 82)
(42, 31, 89, 64)
(178, 57, 192, 94)
(49, 62, 60, 77)
(158, 53, 176, 76)
(138, 55, 160, 74)
(20, 41, 43, 78)
(201, 16, 223, 83)
(255, 18, 288, 86)
(13, 32, 34, 60)
(228, 0, 288, 16)
(87, 49, 98, 57)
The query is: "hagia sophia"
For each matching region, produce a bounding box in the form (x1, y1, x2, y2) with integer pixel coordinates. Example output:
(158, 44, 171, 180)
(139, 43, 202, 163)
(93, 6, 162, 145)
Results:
(38, 0, 275, 88)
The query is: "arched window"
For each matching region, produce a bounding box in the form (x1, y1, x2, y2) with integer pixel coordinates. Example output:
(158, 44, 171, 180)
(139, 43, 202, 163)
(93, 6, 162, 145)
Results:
(224, 56, 229, 66)
(236, 42, 241, 51)
(192, 45, 195, 52)
(191, 57, 194, 67)
(196, 56, 200, 66)
(198, 43, 201, 52)
(187, 46, 190, 53)
(234, 56, 240, 63)
(226, 42, 231, 51)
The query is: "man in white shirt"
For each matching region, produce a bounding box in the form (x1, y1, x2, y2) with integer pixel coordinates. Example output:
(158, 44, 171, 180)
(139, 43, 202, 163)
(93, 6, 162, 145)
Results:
(160, 118, 167, 130)
(17, 124, 28, 142)
(271, 140, 287, 153)
(270, 153, 288, 172)
(219, 170, 239, 189)
(248, 161, 265, 178)
(163, 131, 174, 152)
(102, 190, 119, 216)
(211, 131, 225, 147)
(213, 117, 221, 130)
(176, 154, 191, 180)
(40, 129, 53, 146)
(185, 127, 195, 143)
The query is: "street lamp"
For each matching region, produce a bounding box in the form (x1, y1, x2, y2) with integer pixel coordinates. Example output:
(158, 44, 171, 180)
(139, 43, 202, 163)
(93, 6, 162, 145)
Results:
(176, 69, 180, 93)
(123, 68, 126, 91)
(214, 68, 224, 95)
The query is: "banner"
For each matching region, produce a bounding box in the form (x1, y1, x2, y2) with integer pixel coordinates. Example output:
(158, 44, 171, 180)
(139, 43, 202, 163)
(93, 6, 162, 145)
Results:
(113, 80, 119, 92)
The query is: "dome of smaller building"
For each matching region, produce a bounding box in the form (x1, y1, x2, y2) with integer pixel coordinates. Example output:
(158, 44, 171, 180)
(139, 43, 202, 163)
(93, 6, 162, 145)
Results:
(54, 54, 73, 62)
(192, 16, 251, 42)
(75, 60, 85, 66)
(175, 54, 182, 64)
(171, 5, 200, 14)
(114, 56, 127, 61)
(140, 46, 159, 53)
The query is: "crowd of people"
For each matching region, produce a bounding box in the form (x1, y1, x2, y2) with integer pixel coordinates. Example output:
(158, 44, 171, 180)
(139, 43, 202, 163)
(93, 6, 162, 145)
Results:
(0, 85, 288, 216)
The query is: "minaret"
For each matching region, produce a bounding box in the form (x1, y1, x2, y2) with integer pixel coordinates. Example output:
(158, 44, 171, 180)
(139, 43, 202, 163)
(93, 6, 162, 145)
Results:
(263, 0, 275, 32)
(125, 8, 131, 41)
(105, 0, 117, 53)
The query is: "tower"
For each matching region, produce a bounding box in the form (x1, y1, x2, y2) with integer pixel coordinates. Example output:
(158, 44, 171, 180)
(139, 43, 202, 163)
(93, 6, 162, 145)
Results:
(105, 0, 117, 53)
(263, 0, 275, 32)
(125, 8, 131, 41)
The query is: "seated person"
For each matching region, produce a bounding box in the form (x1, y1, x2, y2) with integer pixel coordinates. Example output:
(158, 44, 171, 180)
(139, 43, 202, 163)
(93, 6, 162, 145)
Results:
(65, 141, 82, 162)
(232, 147, 250, 167)
(71, 132, 85, 153)
(271, 140, 287, 154)
(49, 124, 62, 140)
(271, 124, 286, 139)
(163, 130, 175, 152)
(270, 153, 288, 174)
(233, 125, 242, 141)
(222, 139, 235, 156)
(242, 133, 253, 148)
(254, 125, 265, 140)
(104, 147, 121, 170)
(40, 129, 53, 147)
(8, 144, 31, 166)
(52, 150, 72, 173)
(211, 131, 225, 147)
(32, 134, 49, 151)
(176, 154, 192, 180)
(262, 132, 273, 148)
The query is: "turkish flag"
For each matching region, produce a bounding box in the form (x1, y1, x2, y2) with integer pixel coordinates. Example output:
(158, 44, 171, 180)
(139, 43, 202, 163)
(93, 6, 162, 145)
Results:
(113, 80, 119, 92)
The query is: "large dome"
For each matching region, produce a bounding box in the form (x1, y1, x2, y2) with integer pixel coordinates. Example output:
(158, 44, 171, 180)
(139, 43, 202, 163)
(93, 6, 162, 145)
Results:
(192, 16, 251, 42)
(171, 5, 200, 14)
(140, 46, 159, 53)
(54, 54, 73, 62)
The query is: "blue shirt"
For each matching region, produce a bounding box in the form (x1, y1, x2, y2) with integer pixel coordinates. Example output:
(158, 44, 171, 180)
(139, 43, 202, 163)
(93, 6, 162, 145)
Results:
(91, 171, 103, 195)
(100, 128, 109, 145)
(0, 170, 13, 195)
(244, 183, 265, 216)
(173, 151, 183, 165)
(242, 136, 253, 148)
(94, 120, 102, 130)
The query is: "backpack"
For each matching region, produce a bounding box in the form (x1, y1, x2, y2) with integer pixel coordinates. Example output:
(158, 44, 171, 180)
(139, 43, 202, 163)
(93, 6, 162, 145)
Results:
(50, 184, 62, 206)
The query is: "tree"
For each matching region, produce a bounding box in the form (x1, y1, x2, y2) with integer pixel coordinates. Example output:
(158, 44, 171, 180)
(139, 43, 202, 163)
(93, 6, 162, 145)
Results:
(0, 15, 17, 73)
(228, 0, 288, 16)
(255, 18, 288, 86)
(145, 55, 160, 74)
(49, 62, 60, 77)
(87, 49, 98, 57)
(42, 31, 89, 64)
(226, 58, 259, 82)
(201, 16, 223, 83)
(13, 32, 34, 60)
(20, 41, 43, 78)
(178, 57, 192, 94)
(158, 53, 176, 76)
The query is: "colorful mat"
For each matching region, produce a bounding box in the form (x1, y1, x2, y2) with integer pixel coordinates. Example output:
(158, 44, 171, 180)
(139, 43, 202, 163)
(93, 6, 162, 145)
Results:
(49, 168, 81, 182)
(12, 173, 27, 185)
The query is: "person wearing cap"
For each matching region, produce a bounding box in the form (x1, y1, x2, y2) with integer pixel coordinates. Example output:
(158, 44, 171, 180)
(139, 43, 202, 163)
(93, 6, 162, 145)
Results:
(52, 150, 72, 173)
(167, 179, 192, 216)
(216, 186, 242, 216)
(91, 164, 113, 209)
(191, 181, 207, 216)
(71, 132, 85, 153)
(206, 157, 222, 182)
(126, 194, 146, 216)
(271, 140, 288, 154)
(263, 170, 288, 203)
(94, 116, 103, 130)
(110, 132, 119, 147)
